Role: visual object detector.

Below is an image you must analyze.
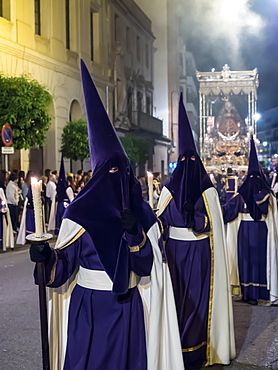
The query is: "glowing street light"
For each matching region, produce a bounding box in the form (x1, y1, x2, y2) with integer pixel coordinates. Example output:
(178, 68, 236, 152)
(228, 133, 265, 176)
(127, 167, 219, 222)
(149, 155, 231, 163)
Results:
(262, 141, 268, 147)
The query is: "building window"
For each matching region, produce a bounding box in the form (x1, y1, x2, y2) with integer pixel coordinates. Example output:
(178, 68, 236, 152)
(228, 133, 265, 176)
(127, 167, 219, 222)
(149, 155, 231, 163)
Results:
(114, 14, 119, 42)
(65, 0, 70, 49)
(90, 10, 94, 61)
(0, 0, 11, 20)
(126, 27, 131, 52)
(136, 36, 140, 61)
(146, 96, 151, 115)
(34, 0, 41, 35)
(137, 91, 143, 125)
(161, 160, 165, 176)
(127, 87, 133, 124)
(90, 10, 100, 63)
(145, 44, 149, 68)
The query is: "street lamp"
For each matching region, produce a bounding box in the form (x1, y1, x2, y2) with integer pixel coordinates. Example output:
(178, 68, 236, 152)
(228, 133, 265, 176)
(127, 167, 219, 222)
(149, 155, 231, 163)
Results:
(254, 113, 261, 122)
(262, 141, 272, 162)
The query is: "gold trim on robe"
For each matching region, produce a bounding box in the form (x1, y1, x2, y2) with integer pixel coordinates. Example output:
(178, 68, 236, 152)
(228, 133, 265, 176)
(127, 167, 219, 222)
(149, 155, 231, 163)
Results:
(182, 341, 207, 353)
(129, 230, 147, 252)
(202, 192, 214, 365)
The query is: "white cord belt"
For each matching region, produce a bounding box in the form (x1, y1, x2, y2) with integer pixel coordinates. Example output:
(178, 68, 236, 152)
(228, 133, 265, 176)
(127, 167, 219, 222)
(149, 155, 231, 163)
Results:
(169, 226, 209, 241)
(240, 213, 266, 221)
(77, 266, 140, 291)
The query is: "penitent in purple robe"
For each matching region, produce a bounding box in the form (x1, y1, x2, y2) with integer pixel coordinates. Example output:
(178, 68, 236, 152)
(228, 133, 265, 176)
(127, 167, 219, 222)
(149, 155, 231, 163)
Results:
(35, 227, 153, 370)
(36, 60, 183, 370)
(222, 191, 270, 301)
(159, 196, 211, 370)
(25, 187, 35, 236)
(157, 94, 234, 368)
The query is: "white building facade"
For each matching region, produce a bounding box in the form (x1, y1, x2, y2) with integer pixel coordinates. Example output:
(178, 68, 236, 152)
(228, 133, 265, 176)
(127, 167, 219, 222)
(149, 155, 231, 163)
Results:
(0, 0, 167, 175)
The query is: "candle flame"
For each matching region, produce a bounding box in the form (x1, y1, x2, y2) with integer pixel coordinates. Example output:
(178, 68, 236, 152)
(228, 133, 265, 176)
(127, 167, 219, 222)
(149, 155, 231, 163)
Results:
(147, 171, 153, 177)
(31, 177, 42, 190)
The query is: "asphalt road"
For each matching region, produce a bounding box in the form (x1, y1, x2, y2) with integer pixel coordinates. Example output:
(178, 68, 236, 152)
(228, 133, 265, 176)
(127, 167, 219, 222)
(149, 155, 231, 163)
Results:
(0, 246, 278, 370)
(0, 246, 42, 370)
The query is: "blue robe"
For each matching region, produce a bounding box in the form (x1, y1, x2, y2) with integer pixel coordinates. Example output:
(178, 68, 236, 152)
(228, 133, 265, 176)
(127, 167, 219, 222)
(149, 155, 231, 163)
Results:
(34, 226, 153, 370)
(223, 191, 271, 301)
(25, 208, 35, 237)
(159, 194, 210, 369)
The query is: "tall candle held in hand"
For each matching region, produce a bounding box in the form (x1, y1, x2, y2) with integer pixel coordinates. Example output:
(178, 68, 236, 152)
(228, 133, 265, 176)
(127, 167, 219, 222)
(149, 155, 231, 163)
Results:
(31, 177, 43, 237)
(147, 171, 154, 209)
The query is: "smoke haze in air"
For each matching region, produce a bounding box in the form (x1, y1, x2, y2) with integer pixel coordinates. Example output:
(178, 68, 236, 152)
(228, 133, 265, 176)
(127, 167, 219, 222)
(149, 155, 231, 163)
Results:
(183, 0, 265, 69)
(182, 0, 278, 110)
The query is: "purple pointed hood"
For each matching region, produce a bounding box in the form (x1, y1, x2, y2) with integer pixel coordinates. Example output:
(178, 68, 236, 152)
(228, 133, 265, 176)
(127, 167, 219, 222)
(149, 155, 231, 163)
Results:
(238, 136, 270, 221)
(178, 93, 196, 156)
(80, 59, 127, 170)
(64, 60, 156, 294)
(247, 135, 261, 175)
(56, 155, 68, 202)
(166, 94, 212, 224)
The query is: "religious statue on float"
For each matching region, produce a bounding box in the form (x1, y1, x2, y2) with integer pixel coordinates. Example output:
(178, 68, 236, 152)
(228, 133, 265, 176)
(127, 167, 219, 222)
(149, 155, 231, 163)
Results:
(204, 98, 249, 168)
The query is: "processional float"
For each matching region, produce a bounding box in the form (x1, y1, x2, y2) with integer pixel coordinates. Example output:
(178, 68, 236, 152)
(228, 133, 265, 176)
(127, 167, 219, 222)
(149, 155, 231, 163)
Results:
(196, 64, 259, 171)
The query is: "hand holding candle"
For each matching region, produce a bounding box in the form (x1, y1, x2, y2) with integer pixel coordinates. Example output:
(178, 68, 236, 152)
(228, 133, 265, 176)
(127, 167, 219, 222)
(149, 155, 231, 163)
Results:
(147, 171, 154, 209)
(31, 177, 43, 237)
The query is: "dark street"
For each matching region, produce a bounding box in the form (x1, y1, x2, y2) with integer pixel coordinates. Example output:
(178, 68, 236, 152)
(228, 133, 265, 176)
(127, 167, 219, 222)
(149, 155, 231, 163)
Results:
(0, 246, 278, 370)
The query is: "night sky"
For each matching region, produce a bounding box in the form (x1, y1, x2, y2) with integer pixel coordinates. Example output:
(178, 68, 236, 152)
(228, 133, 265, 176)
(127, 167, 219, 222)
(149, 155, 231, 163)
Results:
(184, 0, 278, 113)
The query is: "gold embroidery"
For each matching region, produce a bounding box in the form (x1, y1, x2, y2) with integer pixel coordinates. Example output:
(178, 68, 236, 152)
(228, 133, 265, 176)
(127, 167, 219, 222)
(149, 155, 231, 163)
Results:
(58, 228, 86, 250)
(202, 192, 214, 365)
(129, 230, 147, 252)
(157, 218, 164, 235)
(153, 179, 161, 195)
(241, 282, 267, 287)
(46, 249, 58, 286)
(182, 341, 207, 353)
(203, 215, 208, 231)
(156, 194, 173, 217)
(256, 193, 270, 205)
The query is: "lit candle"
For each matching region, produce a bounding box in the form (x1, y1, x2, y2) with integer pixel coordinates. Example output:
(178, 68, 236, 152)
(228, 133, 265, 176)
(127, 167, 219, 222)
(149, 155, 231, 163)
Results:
(147, 171, 154, 209)
(31, 177, 43, 237)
